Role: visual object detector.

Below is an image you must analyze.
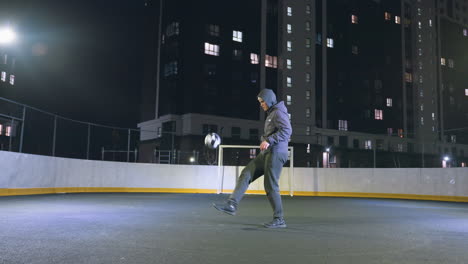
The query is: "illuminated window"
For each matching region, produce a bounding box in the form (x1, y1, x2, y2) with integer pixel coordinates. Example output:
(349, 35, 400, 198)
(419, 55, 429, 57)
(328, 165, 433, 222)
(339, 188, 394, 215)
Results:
(327, 38, 334, 48)
(306, 72, 311, 82)
(365, 140, 372, 149)
(398, 129, 404, 138)
(465, 89, 468, 96)
(306, 126, 311, 136)
(286, 59, 292, 69)
(1, 71, 5, 82)
(286, 76, 292, 87)
(9, 75, 14, 85)
(375, 109, 383, 120)
(307, 144, 311, 153)
(286, 95, 292, 105)
(316, 33, 322, 45)
(339, 120, 348, 131)
(464, 29, 468, 36)
(420, 117, 424, 125)
(287, 41, 292, 51)
(351, 15, 358, 24)
(166, 22, 179, 37)
(305, 90, 311, 100)
(432, 113, 436, 120)
(287, 7, 292, 16)
(207, 24, 219, 36)
(448, 59, 454, 68)
(204, 43, 220, 56)
(405, 72, 413, 83)
(306, 55, 311, 65)
(429, 19, 433, 27)
(233, 30, 243, 42)
(387, 128, 393, 136)
(441, 57, 446, 66)
(265, 55, 277, 68)
(6, 126, 11, 137)
(418, 21, 422, 29)
(395, 16, 401, 24)
(385, 98, 392, 107)
(385, 12, 392, 20)
(164, 61, 178, 76)
(397, 144, 403, 152)
(451, 135, 457, 143)
(287, 24, 292, 34)
(250, 53, 259, 64)
(250, 149, 256, 159)
(0, 124, 2, 135)
(306, 108, 311, 118)
(305, 21, 311, 31)
(306, 38, 311, 48)
(306, 5, 311, 15)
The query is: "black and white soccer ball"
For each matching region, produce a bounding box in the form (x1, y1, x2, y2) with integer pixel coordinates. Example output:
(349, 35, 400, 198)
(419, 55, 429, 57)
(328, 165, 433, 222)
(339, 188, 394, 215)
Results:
(204, 132, 221, 149)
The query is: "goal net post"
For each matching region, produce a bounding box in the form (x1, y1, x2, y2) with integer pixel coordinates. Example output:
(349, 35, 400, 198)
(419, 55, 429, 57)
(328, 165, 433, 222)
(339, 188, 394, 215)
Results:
(217, 145, 295, 196)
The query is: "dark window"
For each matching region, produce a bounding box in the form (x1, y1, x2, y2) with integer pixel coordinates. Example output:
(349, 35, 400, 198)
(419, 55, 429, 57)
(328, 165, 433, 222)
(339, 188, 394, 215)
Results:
(353, 139, 359, 148)
(339, 136, 348, 147)
(376, 139, 384, 150)
(249, 129, 259, 141)
(327, 136, 334, 146)
(163, 121, 176, 134)
(232, 49, 243, 60)
(231, 127, 241, 139)
(204, 64, 216, 76)
(202, 124, 218, 134)
(207, 24, 220, 36)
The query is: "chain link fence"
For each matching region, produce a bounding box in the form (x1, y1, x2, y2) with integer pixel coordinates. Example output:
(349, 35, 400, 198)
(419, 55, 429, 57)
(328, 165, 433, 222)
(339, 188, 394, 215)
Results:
(2, 96, 467, 167)
(0, 97, 140, 162)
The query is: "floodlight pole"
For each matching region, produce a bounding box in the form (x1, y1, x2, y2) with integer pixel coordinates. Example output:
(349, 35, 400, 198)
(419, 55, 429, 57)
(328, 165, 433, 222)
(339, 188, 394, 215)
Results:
(19, 106, 26, 153)
(52, 115, 57, 156)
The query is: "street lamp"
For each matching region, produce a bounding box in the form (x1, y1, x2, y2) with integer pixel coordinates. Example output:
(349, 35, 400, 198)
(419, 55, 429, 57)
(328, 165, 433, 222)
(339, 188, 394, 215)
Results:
(0, 27, 16, 44)
(442, 156, 450, 168)
(323, 147, 331, 168)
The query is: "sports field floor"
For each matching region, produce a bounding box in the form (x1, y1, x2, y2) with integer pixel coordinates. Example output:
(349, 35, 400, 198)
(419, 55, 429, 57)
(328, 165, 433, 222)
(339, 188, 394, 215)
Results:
(1, 193, 468, 264)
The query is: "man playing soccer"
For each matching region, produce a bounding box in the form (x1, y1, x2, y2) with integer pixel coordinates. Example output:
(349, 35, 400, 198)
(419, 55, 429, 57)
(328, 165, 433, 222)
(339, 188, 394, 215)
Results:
(213, 88, 292, 228)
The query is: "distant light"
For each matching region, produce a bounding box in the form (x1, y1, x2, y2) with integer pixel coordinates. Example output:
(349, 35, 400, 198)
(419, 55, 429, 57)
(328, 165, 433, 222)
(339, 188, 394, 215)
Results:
(189, 157, 195, 163)
(0, 27, 16, 44)
(325, 148, 330, 152)
(443, 156, 450, 161)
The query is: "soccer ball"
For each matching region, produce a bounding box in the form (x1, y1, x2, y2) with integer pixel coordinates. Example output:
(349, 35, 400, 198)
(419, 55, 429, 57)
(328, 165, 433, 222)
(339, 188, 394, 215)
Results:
(204, 132, 221, 149)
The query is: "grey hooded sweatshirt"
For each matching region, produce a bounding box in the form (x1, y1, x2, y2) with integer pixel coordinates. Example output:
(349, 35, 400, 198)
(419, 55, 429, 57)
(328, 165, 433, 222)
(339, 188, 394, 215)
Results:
(257, 89, 292, 153)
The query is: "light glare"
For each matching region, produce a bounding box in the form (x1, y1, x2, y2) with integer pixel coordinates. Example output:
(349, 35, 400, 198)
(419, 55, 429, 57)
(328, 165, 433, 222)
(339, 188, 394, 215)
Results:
(0, 27, 16, 44)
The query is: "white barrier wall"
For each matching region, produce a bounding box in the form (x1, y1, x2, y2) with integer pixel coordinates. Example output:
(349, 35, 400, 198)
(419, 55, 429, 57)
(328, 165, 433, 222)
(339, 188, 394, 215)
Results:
(1, 151, 467, 201)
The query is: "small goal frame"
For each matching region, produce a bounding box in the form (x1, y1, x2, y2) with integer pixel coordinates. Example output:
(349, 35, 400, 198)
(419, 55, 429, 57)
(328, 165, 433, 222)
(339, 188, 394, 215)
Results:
(217, 145, 295, 196)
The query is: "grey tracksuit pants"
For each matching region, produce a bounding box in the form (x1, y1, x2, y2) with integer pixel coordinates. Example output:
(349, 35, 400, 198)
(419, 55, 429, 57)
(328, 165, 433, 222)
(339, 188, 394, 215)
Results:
(229, 150, 289, 218)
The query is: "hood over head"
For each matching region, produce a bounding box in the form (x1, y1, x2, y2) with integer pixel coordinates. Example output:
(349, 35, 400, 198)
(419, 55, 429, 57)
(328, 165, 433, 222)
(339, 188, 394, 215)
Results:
(257, 89, 277, 108)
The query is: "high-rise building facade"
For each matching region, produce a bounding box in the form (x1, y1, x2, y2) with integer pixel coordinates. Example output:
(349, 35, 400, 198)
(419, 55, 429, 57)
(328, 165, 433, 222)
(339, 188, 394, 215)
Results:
(138, 0, 468, 167)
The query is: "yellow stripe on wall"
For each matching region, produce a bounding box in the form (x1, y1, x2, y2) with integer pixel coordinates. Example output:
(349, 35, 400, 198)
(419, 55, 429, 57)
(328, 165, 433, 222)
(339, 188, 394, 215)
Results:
(1, 188, 467, 203)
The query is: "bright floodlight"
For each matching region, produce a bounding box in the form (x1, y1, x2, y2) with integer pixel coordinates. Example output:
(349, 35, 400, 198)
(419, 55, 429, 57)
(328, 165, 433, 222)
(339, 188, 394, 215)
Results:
(0, 27, 16, 44)
(443, 156, 450, 161)
(189, 157, 195, 163)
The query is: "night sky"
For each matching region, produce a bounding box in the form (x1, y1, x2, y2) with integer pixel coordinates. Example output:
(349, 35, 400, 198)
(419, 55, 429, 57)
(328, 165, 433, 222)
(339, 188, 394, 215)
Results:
(0, 0, 145, 127)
